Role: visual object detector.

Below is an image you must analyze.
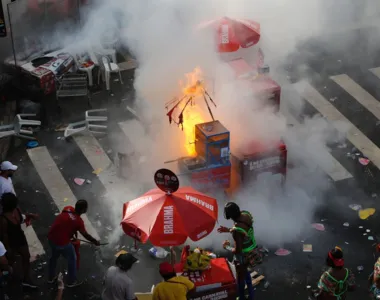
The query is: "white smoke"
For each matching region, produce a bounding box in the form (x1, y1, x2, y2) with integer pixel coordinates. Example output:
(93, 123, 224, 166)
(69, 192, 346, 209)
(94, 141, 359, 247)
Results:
(33, 0, 377, 248)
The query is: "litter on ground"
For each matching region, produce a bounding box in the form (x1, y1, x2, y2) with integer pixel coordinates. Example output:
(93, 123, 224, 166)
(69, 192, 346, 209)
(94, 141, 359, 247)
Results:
(312, 223, 325, 231)
(343, 222, 349, 227)
(303, 244, 312, 252)
(74, 178, 85, 186)
(349, 204, 362, 211)
(274, 249, 291, 256)
(358, 158, 370, 166)
(359, 208, 376, 220)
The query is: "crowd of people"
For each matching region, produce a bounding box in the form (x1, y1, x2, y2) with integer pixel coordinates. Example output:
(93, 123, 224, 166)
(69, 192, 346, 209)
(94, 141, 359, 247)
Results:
(1, 158, 380, 300)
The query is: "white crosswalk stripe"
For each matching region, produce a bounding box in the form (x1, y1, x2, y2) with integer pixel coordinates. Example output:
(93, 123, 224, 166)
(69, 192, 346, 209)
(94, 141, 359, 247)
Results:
(281, 107, 353, 182)
(27, 146, 100, 242)
(293, 79, 380, 170)
(330, 74, 380, 120)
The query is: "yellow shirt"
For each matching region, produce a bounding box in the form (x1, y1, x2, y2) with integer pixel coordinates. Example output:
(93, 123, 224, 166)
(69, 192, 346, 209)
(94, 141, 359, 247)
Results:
(152, 276, 195, 300)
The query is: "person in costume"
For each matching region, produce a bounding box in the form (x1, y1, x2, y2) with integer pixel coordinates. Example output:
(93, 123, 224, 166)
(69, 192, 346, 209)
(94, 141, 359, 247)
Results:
(314, 246, 355, 300)
(218, 202, 261, 300)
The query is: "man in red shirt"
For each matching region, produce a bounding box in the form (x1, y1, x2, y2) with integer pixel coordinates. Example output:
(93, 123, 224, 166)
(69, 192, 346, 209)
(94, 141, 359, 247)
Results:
(47, 200, 100, 287)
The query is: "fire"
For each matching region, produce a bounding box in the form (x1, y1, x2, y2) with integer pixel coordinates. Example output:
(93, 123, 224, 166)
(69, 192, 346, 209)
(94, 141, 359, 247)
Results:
(179, 67, 205, 156)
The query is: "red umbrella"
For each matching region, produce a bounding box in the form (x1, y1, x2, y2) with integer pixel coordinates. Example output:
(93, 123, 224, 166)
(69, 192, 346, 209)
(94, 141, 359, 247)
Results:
(121, 187, 218, 246)
(198, 17, 261, 53)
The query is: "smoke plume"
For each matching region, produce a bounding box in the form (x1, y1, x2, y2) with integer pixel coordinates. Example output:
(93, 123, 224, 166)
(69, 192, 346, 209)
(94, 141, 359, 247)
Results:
(33, 0, 378, 248)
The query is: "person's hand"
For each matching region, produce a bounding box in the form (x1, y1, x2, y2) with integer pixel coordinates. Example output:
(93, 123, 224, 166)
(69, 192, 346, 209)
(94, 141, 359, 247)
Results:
(217, 226, 230, 233)
(29, 213, 39, 220)
(57, 272, 64, 290)
(93, 240, 101, 246)
(222, 240, 231, 249)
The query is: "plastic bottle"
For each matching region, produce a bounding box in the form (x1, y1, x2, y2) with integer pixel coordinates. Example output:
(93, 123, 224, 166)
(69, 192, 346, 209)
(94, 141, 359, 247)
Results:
(149, 247, 169, 258)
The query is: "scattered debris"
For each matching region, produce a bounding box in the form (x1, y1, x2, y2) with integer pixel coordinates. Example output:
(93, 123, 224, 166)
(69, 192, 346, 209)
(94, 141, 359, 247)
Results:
(359, 157, 370, 166)
(345, 242, 349, 244)
(64, 198, 69, 202)
(359, 226, 364, 229)
(372, 193, 377, 198)
(357, 265, 364, 272)
(95, 149, 103, 155)
(364, 233, 368, 236)
(303, 244, 312, 252)
(349, 204, 362, 211)
(26, 141, 39, 148)
(115, 250, 127, 257)
(74, 178, 85, 186)
(312, 223, 325, 231)
(86, 179, 92, 184)
(329, 97, 337, 102)
(263, 281, 270, 289)
(337, 143, 347, 149)
(149, 247, 168, 258)
(359, 208, 376, 220)
(54, 213, 59, 216)
(367, 229, 371, 233)
(343, 222, 349, 227)
(306, 285, 311, 289)
(369, 236, 374, 241)
(93, 168, 103, 175)
(274, 248, 291, 256)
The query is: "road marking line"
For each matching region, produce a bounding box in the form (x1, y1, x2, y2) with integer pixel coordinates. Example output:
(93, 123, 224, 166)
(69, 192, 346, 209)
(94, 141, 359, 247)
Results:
(330, 74, 380, 120)
(73, 135, 133, 200)
(281, 107, 352, 182)
(22, 224, 45, 260)
(27, 146, 100, 241)
(369, 67, 380, 81)
(293, 80, 380, 170)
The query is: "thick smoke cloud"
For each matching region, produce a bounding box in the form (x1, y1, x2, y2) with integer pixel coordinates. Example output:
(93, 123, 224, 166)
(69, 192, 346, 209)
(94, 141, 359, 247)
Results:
(39, 0, 377, 248)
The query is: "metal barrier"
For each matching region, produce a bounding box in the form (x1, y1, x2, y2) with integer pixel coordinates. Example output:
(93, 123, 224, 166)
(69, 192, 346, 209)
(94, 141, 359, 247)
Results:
(6, 0, 84, 67)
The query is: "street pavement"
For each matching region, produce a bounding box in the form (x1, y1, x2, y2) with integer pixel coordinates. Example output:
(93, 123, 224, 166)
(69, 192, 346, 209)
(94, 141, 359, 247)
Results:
(5, 24, 380, 299)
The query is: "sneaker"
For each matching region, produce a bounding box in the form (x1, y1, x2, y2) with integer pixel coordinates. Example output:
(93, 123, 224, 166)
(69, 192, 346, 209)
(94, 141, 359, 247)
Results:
(47, 276, 58, 284)
(66, 281, 83, 288)
(22, 281, 38, 289)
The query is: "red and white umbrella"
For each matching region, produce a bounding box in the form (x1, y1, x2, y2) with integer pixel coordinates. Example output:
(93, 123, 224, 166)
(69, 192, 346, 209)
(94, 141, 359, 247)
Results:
(198, 16, 261, 53)
(121, 187, 218, 246)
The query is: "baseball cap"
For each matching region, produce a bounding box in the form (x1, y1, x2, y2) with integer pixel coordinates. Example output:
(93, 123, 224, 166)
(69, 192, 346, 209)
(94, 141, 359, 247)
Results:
(159, 262, 175, 275)
(0, 161, 18, 171)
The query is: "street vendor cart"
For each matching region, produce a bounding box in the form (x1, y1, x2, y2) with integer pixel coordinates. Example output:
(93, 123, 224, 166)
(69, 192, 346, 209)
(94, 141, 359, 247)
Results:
(174, 257, 237, 300)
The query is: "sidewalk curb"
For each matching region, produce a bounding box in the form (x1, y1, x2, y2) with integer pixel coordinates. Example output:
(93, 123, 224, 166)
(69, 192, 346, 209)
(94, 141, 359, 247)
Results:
(0, 100, 17, 161)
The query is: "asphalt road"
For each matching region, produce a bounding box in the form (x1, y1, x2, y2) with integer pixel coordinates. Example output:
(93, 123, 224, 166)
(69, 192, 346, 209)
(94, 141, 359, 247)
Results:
(5, 24, 380, 300)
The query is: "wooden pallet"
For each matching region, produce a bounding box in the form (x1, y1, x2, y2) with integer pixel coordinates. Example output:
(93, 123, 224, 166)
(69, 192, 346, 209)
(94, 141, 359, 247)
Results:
(244, 271, 265, 288)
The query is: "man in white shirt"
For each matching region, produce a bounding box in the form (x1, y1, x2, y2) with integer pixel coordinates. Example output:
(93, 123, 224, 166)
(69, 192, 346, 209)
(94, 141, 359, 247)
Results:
(0, 161, 17, 198)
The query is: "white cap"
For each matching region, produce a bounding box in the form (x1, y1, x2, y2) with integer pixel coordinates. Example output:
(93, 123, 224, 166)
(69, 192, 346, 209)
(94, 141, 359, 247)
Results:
(0, 161, 18, 171)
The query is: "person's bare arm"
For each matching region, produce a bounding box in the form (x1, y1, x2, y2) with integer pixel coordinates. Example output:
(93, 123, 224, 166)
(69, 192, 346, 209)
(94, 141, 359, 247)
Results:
(231, 231, 243, 254)
(55, 289, 63, 300)
(79, 229, 99, 245)
(0, 219, 10, 253)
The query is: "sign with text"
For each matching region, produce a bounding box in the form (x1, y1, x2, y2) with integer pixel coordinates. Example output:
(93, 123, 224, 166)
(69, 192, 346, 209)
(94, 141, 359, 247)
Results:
(0, 0, 6, 37)
(189, 284, 236, 300)
(154, 168, 179, 193)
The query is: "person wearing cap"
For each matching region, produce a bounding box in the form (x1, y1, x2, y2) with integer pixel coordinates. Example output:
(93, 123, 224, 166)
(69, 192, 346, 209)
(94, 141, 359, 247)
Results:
(152, 262, 195, 300)
(0, 161, 17, 198)
(102, 253, 138, 300)
(48, 200, 100, 288)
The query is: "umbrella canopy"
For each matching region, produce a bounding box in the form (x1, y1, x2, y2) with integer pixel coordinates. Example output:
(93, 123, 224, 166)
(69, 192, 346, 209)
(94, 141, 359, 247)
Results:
(198, 17, 261, 53)
(121, 187, 218, 246)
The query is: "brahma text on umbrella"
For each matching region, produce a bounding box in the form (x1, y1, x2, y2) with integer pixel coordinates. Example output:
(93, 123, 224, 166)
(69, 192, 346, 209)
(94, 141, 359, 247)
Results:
(163, 205, 174, 234)
(221, 24, 229, 44)
(126, 196, 153, 215)
(185, 195, 214, 211)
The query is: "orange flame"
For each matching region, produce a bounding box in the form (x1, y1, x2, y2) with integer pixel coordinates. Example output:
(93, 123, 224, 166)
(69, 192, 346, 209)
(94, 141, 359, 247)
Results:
(179, 67, 205, 156)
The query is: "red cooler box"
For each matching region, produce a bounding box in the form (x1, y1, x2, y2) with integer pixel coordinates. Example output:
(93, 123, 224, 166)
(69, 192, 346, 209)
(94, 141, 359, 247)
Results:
(231, 140, 287, 184)
(175, 258, 237, 300)
(227, 58, 281, 112)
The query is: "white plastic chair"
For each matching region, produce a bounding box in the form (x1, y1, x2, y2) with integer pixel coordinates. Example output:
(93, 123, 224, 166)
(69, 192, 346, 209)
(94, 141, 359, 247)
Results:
(73, 54, 96, 86)
(64, 109, 108, 138)
(97, 54, 123, 91)
(0, 114, 41, 140)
